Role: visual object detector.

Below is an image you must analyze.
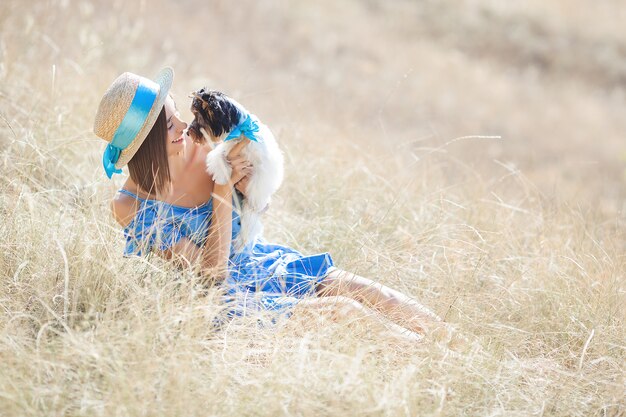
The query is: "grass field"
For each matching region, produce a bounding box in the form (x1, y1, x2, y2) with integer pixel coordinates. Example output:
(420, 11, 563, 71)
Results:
(1, 0, 624, 415)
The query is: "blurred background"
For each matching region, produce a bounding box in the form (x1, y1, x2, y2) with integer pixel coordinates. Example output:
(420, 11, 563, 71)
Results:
(1, 0, 625, 216)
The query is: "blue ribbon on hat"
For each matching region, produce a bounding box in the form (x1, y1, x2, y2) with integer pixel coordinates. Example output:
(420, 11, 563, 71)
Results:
(102, 78, 159, 178)
(224, 113, 263, 143)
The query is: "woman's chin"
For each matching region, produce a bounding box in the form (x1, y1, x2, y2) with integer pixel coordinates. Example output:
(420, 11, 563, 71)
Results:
(167, 140, 186, 157)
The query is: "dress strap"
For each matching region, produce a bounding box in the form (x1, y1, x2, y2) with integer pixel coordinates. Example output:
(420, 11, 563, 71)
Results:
(118, 188, 146, 202)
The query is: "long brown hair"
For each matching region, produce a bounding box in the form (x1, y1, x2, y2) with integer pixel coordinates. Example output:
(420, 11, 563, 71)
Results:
(127, 107, 171, 195)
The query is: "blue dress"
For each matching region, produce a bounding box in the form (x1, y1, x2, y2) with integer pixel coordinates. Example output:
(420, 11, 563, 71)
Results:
(118, 189, 336, 329)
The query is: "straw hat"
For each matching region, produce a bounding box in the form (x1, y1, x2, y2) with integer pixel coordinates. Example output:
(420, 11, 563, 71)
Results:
(93, 67, 173, 177)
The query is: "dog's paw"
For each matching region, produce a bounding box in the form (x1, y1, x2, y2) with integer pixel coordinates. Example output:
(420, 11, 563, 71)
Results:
(206, 152, 231, 185)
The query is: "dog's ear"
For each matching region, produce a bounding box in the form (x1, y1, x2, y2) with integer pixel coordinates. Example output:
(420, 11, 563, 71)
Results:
(189, 90, 203, 101)
(189, 89, 209, 106)
(199, 90, 215, 110)
(188, 91, 210, 117)
(191, 87, 214, 111)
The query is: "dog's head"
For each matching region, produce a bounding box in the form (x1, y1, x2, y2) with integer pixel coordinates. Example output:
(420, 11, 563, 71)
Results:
(188, 88, 243, 144)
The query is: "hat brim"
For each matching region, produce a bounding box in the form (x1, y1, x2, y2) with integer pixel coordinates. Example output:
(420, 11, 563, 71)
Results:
(114, 67, 174, 169)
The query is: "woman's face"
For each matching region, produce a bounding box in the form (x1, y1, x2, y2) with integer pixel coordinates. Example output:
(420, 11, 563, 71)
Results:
(164, 95, 187, 157)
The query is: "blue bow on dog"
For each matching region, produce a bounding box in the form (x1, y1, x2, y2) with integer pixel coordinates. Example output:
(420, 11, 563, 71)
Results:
(224, 113, 263, 143)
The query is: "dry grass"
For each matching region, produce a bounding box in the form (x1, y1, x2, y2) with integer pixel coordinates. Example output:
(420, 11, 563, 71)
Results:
(0, 0, 625, 416)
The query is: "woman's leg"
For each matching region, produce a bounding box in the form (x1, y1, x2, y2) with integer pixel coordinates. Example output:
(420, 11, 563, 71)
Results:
(288, 295, 423, 342)
(315, 268, 447, 337)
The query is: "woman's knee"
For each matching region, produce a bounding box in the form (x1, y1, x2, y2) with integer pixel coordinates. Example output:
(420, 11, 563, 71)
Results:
(316, 269, 392, 307)
(316, 268, 366, 297)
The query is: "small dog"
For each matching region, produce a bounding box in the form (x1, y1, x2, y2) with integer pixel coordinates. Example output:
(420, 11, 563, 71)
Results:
(188, 88, 284, 252)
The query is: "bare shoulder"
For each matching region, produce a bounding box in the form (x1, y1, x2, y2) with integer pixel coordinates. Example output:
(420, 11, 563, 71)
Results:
(110, 178, 140, 228)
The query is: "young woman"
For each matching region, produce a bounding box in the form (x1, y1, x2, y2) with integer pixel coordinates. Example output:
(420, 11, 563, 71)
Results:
(94, 67, 454, 343)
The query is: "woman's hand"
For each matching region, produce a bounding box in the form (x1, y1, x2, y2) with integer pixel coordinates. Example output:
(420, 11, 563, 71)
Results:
(226, 140, 252, 185)
(227, 154, 253, 185)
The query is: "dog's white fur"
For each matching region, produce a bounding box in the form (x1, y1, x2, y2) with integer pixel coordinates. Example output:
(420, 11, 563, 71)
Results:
(204, 105, 284, 253)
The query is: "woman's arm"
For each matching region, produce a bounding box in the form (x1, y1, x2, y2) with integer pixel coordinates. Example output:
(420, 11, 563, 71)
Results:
(198, 181, 233, 280)
(195, 141, 251, 282)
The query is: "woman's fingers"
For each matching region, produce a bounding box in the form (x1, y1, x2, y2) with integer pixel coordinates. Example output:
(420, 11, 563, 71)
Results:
(232, 162, 253, 173)
(224, 144, 254, 184)
(230, 160, 253, 184)
(227, 154, 247, 164)
(229, 156, 253, 170)
(226, 154, 253, 168)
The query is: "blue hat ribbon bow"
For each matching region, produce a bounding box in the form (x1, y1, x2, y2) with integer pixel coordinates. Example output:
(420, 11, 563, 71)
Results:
(103, 144, 123, 178)
(102, 77, 159, 178)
